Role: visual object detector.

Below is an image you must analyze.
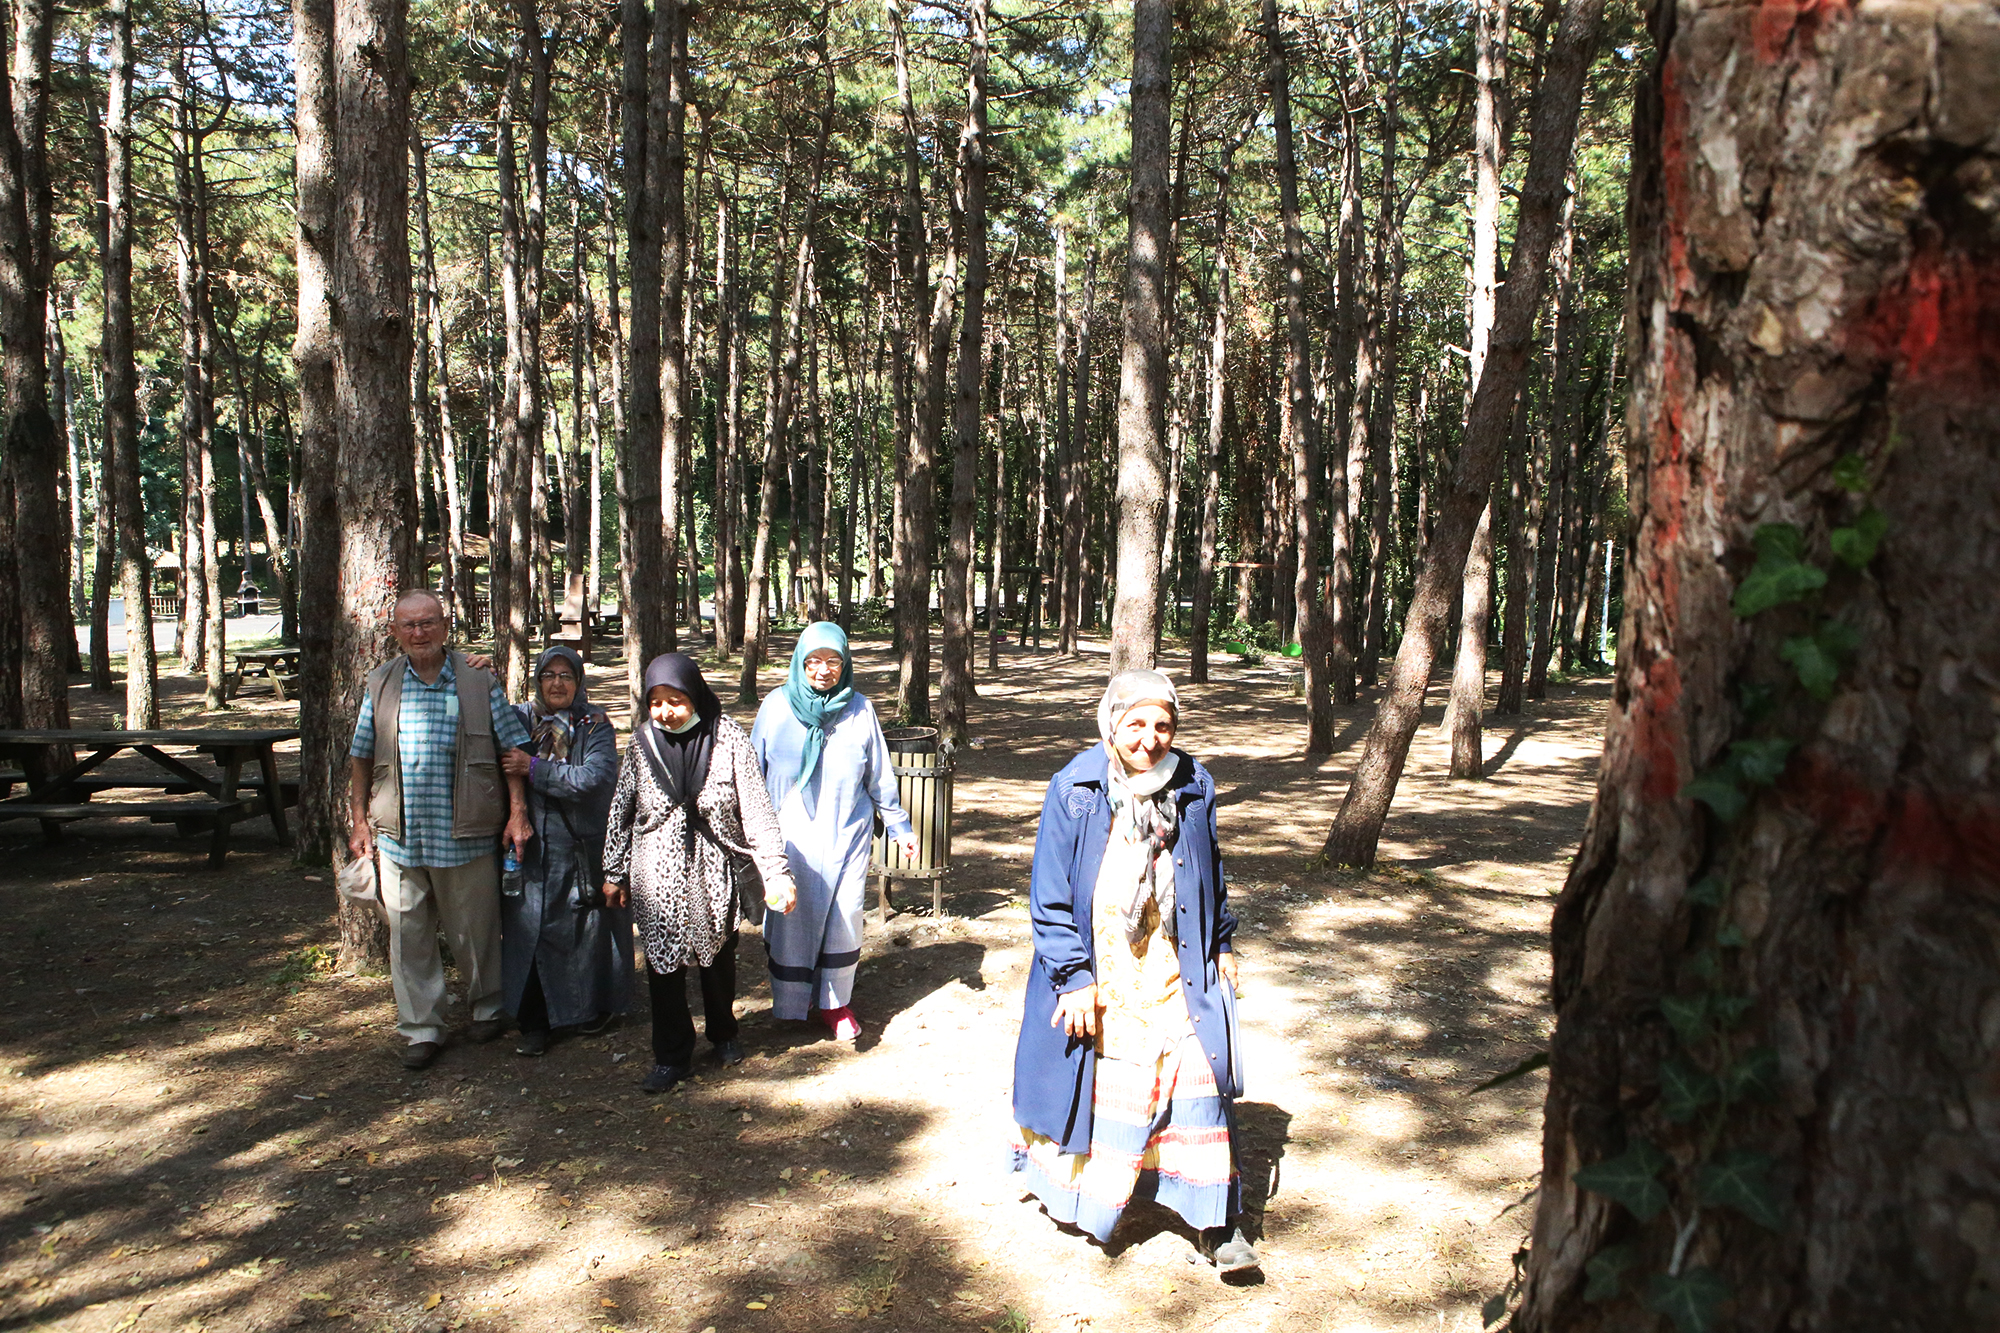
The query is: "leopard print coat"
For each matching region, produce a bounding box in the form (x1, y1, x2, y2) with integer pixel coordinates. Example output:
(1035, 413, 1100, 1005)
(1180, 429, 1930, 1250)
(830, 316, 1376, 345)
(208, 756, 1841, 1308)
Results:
(602, 715, 796, 971)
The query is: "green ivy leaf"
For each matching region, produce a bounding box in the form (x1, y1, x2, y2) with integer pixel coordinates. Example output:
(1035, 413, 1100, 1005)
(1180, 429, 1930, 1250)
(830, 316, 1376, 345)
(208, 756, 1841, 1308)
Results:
(1722, 1045, 1780, 1103)
(1687, 948, 1721, 983)
(1684, 772, 1747, 823)
(1686, 875, 1725, 908)
(1830, 507, 1888, 569)
(1781, 633, 1842, 700)
(1657, 1054, 1719, 1122)
(1737, 681, 1778, 722)
(1729, 738, 1794, 786)
(1573, 1138, 1671, 1221)
(1644, 1267, 1730, 1333)
(1698, 1148, 1786, 1230)
(1734, 562, 1827, 618)
(1661, 993, 1711, 1046)
(1734, 524, 1826, 618)
(1830, 453, 1870, 493)
(1711, 993, 1755, 1029)
(1753, 524, 1806, 562)
(1715, 921, 1747, 949)
(1582, 1243, 1639, 1302)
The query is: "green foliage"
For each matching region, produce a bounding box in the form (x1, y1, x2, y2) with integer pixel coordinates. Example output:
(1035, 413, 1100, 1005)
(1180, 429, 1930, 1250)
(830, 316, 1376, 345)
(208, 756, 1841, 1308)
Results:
(1732, 524, 1827, 618)
(1829, 508, 1887, 569)
(1643, 1267, 1729, 1333)
(1572, 1138, 1670, 1222)
(1656, 1054, 1718, 1123)
(1698, 1149, 1785, 1230)
(1582, 1242, 1639, 1302)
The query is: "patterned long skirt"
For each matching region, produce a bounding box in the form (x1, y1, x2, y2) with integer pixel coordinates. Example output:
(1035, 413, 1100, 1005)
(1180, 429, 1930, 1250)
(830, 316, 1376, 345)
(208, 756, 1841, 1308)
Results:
(1010, 1034, 1239, 1242)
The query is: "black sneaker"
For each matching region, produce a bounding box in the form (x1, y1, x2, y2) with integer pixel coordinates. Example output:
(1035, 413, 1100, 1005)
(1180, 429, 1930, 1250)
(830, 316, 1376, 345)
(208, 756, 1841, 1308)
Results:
(716, 1039, 745, 1066)
(515, 1028, 549, 1057)
(640, 1064, 689, 1094)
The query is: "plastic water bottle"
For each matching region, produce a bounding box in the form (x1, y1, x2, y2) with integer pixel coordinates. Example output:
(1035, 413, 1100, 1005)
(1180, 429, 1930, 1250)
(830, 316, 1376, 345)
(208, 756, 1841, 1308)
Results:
(501, 847, 524, 898)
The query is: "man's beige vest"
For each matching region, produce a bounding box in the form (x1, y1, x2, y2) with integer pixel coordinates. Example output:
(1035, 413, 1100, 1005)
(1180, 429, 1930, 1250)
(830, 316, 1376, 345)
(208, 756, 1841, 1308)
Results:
(364, 651, 506, 842)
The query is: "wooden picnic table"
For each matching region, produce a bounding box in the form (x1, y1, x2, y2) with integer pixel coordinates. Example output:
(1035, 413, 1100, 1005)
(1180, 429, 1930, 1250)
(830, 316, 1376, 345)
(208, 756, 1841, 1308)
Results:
(228, 647, 302, 701)
(0, 728, 298, 866)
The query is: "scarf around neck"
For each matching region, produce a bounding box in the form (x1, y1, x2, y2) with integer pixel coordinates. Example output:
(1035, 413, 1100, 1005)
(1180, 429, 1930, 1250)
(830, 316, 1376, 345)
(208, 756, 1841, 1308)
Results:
(1097, 668, 1184, 946)
(782, 620, 854, 803)
(530, 645, 589, 761)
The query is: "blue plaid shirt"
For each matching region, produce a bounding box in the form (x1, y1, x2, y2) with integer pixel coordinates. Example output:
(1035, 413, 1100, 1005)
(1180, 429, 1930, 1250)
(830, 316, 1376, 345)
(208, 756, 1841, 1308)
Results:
(349, 656, 532, 869)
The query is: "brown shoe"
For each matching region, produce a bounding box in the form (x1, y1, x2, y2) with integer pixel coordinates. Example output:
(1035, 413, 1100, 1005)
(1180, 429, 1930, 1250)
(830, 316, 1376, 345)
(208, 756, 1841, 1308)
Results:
(466, 1019, 507, 1044)
(400, 1040, 445, 1070)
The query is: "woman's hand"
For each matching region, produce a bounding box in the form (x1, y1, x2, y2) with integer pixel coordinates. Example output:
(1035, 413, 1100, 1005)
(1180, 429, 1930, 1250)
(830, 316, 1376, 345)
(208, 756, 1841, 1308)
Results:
(765, 880, 798, 915)
(501, 749, 533, 778)
(602, 882, 628, 909)
(1218, 951, 1239, 994)
(1052, 984, 1101, 1040)
(895, 832, 920, 860)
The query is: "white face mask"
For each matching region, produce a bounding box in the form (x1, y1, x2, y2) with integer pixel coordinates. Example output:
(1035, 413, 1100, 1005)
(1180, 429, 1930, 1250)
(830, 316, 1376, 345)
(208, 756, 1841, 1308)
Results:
(666, 712, 702, 735)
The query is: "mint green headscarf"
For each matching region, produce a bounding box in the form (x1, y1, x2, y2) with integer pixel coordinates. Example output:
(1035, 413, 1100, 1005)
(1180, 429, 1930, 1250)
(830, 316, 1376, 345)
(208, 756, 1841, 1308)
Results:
(783, 620, 854, 800)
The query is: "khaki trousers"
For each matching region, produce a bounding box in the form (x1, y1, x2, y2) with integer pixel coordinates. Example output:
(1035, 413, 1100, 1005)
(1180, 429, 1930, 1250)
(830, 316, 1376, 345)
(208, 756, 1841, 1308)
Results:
(379, 853, 503, 1044)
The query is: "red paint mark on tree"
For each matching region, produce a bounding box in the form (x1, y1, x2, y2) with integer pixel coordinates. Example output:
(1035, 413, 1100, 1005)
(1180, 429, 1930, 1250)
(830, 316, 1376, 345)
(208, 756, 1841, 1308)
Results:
(1787, 752, 2000, 886)
(1851, 246, 2000, 391)
(1752, 0, 1849, 63)
(1636, 658, 1685, 803)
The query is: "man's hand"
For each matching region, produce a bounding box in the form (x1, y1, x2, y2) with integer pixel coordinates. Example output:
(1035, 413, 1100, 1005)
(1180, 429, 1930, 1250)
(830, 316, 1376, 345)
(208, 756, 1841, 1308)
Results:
(764, 880, 797, 915)
(501, 749, 532, 778)
(1218, 952, 1239, 994)
(463, 653, 495, 673)
(505, 813, 533, 859)
(347, 822, 374, 863)
(896, 832, 920, 861)
(603, 883, 628, 909)
(1053, 984, 1101, 1040)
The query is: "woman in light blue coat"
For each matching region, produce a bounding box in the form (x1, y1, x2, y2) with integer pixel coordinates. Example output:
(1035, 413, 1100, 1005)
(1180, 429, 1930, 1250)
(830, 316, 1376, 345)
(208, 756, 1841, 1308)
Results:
(751, 622, 917, 1041)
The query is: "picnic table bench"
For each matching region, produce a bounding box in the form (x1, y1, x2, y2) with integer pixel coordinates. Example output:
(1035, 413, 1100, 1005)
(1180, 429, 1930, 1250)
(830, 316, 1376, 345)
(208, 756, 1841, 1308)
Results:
(0, 728, 299, 866)
(228, 647, 302, 701)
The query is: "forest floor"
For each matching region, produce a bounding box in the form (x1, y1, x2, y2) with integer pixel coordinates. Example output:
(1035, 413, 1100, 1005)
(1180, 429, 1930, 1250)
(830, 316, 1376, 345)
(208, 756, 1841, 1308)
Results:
(0, 633, 1609, 1333)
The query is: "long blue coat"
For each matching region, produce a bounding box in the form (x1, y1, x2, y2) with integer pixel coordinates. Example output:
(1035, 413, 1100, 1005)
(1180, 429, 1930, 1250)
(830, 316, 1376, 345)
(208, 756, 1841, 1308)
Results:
(1011, 744, 1242, 1155)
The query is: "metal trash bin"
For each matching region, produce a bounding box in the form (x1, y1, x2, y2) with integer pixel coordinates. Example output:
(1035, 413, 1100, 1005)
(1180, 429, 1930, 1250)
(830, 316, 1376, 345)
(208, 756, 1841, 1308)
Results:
(871, 725, 954, 919)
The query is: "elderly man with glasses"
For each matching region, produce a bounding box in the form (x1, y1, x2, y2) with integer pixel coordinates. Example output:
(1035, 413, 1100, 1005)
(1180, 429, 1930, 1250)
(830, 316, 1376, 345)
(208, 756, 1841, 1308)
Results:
(348, 590, 535, 1070)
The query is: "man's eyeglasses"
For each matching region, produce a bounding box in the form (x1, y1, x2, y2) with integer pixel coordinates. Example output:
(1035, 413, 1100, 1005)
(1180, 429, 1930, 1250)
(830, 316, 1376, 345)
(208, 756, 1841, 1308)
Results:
(397, 618, 444, 633)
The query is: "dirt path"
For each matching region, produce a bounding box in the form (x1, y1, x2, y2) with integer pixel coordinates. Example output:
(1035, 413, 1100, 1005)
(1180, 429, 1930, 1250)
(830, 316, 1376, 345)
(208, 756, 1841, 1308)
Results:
(0, 639, 1606, 1332)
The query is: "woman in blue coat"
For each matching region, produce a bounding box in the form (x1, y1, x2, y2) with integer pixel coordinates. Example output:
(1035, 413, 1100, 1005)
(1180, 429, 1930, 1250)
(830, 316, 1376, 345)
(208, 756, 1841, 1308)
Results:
(498, 645, 631, 1055)
(1010, 669, 1259, 1276)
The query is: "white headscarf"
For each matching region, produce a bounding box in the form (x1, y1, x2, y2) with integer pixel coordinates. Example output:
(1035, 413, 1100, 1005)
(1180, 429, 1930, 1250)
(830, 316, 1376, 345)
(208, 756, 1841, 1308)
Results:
(1097, 669, 1182, 944)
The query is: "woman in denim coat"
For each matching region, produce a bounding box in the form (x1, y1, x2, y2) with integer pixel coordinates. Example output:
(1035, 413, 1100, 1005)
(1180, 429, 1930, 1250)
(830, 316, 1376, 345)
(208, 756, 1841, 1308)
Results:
(1009, 669, 1259, 1277)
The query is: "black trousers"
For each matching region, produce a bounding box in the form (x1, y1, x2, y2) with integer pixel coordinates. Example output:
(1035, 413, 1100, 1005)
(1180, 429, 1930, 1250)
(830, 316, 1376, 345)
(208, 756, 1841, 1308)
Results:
(647, 933, 738, 1069)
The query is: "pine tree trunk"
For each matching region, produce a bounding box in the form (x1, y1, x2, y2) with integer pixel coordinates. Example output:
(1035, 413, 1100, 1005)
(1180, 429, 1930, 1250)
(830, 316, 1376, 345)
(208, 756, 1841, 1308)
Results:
(1324, 0, 1603, 867)
(1520, 3, 2000, 1327)
(888, 0, 934, 721)
(656, 0, 686, 655)
(1361, 6, 1404, 690)
(0, 0, 66, 748)
(1187, 94, 1248, 688)
(1264, 0, 1335, 752)
(617, 0, 669, 707)
(940, 0, 989, 738)
(1496, 391, 1533, 715)
(105, 0, 156, 730)
(1105, 0, 1172, 677)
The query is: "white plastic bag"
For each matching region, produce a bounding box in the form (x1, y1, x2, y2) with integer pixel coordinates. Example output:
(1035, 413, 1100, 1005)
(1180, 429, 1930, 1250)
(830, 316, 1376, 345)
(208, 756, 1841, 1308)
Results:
(337, 853, 387, 923)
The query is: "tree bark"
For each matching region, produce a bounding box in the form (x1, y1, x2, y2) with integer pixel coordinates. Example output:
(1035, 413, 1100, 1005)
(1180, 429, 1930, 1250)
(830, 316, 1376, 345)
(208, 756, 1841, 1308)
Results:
(105, 0, 155, 729)
(1264, 0, 1335, 752)
(1519, 2, 2000, 1327)
(1361, 2, 1404, 690)
(888, 0, 934, 721)
(1496, 389, 1533, 715)
(1324, 0, 1603, 866)
(617, 0, 670, 708)
(0, 0, 67, 743)
(939, 0, 989, 740)
(656, 0, 687, 655)
(1103, 0, 1172, 676)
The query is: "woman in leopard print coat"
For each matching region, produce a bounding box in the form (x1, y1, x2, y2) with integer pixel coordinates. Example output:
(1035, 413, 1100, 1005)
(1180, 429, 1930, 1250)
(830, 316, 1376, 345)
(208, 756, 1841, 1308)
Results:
(603, 654, 796, 1092)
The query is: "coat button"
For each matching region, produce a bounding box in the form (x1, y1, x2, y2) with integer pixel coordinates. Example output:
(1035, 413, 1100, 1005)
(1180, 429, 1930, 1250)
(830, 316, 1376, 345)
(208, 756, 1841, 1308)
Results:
(1176, 858, 1184, 865)
(1193, 1015, 1201, 1023)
